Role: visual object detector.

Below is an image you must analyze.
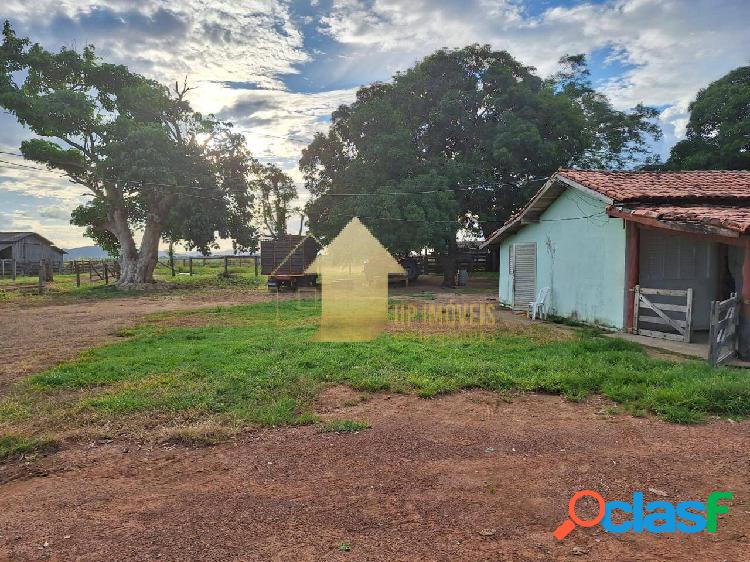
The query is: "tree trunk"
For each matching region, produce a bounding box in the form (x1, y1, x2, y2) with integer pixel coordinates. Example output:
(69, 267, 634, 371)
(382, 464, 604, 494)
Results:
(103, 189, 173, 289)
(441, 239, 458, 288)
(116, 218, 161, 288)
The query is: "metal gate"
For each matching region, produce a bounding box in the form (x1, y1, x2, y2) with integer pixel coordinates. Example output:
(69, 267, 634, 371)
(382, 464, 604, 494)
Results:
(511, 243, 536, 311)
(633, 285, 693, 342)
(708, 293, 739, 366)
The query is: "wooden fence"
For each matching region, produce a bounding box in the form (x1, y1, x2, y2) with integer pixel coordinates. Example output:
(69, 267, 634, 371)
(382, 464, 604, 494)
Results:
(59, 260, 121, 286)
(633, 285, 693, 343)
(421, 248, 493, 275)
(166, 255, 259, 277)
(0, 258, 64, 278)
(708, 293, 740, 366)
(0, 259, 56, 294)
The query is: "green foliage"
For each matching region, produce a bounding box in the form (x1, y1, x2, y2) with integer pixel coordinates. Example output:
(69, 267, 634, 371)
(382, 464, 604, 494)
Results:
(666, 65, 750, 170)
(318, 419, 370, 433)
(250, 162, 299, 238)
(0, 22, 259, 281)
(301, 46, 661, 249)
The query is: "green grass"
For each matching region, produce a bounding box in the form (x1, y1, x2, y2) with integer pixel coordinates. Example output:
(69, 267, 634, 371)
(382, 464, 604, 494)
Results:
(0, 267, 266, 304)
(1, 299, 749, 454)
(318, 419, 370, 433)
(0, 434, 57, 460)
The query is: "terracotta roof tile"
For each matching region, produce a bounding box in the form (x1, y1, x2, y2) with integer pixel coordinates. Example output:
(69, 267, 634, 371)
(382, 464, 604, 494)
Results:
(558, 169, 750, 203)
(482, 169, 750, 247)
(618, 205, 750, 234)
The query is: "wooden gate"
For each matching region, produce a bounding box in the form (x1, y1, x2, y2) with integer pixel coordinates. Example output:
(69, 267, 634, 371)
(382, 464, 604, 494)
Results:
(633, 285, 693, 342)
(511, 243, 536, 312)
(708, 293, 739, 366)
(89, 261, 120, 283)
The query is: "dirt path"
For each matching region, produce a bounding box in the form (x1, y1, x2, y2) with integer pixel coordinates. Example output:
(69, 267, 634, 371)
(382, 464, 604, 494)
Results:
(0, 390, 747, 561)
(0, 289, 280, 394)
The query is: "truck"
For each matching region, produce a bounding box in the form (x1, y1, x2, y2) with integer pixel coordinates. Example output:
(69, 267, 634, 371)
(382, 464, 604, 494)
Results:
(261, 235, 321, 290)
(261, 235, 422, 290)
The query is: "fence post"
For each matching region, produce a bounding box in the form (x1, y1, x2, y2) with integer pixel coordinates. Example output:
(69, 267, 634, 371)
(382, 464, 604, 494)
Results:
(708, 301, 721, 367)
(38, 260, 45, 294)
(685, 287, 693, 343)
(12, 259, 16, 281)
(254, 255, 259, 277)
(170, 254, 175, 277)
(75, 261, 81, 287)
(189, 257, 193, 276)
(632, 285, 640, 334)
(104, 262, 109, 284)
(224, 256, 229, 276)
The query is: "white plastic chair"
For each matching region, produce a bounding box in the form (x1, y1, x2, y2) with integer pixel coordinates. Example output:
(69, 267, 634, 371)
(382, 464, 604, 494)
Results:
(528, 286, 550, 320)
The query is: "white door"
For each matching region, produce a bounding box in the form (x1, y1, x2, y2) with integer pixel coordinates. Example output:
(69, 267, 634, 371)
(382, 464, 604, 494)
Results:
(512, 243, 536, 311)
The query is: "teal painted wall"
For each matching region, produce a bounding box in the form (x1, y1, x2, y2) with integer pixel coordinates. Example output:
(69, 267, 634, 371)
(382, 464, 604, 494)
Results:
(498, 188, 626, 328)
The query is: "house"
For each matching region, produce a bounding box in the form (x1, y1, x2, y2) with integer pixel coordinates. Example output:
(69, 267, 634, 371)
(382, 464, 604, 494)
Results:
(0, 231, 66, 274)
(481, 169, 750, 361)
(306, 217, 404, 341)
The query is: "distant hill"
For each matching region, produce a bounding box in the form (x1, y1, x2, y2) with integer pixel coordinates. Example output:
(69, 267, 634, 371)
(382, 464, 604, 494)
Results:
(64, 245, 256, 260)
(63, 245, 112, 260)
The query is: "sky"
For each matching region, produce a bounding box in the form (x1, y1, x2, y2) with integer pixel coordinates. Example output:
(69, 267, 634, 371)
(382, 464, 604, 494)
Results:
(0, 0, 749, 250)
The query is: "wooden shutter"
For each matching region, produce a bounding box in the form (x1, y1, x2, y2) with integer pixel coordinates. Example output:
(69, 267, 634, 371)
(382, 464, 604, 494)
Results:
(512, 243, 536, 311)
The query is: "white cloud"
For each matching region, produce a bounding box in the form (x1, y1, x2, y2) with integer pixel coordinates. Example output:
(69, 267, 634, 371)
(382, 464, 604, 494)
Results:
(2, 0, 749, 247)
(320, 0, 750, 152)
(5, 0, 309, 89)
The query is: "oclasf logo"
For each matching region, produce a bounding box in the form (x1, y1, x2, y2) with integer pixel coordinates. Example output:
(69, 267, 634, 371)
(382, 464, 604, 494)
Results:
(553, 490, 733, 540)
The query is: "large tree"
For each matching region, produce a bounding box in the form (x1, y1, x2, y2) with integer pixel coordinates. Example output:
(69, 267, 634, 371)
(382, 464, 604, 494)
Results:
(0, 22, 257, 287)
(301, 46, 661, 282)
(666, 65, 750, 170)
(250, 162, 300, 238)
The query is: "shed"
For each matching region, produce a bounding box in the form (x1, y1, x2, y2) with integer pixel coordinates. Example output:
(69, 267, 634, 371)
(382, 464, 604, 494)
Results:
(482, 169, 750, 363)
(0, 232, 66, 275)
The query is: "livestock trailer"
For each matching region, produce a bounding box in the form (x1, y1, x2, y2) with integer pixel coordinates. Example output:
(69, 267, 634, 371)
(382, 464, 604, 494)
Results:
(261, 235, 321, 290)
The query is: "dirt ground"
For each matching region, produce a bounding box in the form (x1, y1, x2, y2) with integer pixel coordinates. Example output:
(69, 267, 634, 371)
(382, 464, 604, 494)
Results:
(1, 277, 748, 560)
(0, 289, 284, 395)
(0, 390, 748, 561)
(0, 275, 526, 394)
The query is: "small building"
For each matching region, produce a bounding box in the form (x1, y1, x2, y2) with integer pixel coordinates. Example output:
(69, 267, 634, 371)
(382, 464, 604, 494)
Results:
(0, 232, 66, 274)
(481, 170, 750, 363)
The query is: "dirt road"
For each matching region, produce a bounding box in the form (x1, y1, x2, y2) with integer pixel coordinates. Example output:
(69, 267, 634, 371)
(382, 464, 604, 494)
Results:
(0, 390, 747, 561)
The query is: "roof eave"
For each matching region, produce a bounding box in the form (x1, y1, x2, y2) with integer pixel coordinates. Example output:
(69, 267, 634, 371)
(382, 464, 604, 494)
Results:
(555, 175, 614, 205)
(481, 171, 614, 249)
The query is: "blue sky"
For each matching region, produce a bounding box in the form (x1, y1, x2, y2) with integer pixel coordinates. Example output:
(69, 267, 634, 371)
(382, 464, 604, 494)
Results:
(1, 0, 749, 249)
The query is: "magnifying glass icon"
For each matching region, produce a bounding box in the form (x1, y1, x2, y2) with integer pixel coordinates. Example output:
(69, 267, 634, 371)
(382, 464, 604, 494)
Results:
(553, 490, 606, 541)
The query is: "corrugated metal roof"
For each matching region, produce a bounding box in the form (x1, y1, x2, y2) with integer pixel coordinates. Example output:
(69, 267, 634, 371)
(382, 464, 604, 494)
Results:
(0, 232, 66, 253)
(0, 232, 34, 243)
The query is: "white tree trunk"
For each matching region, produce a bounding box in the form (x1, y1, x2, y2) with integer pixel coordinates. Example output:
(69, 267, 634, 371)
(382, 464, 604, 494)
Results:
(111, 212, 161, 288)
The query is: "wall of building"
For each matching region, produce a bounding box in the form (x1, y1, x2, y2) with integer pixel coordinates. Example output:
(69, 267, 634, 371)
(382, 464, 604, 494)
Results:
(10, 236, 64, 265)
(498, 188, 627, 328)
(638, 229, 720, 330)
